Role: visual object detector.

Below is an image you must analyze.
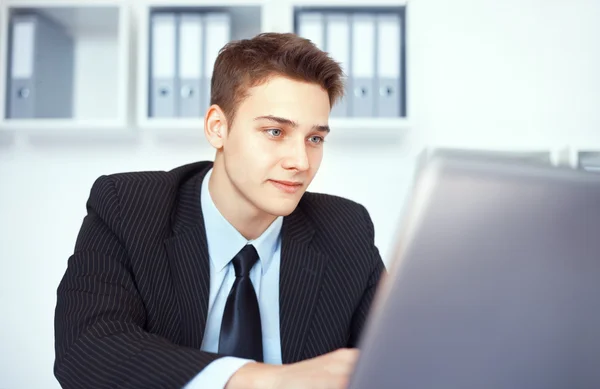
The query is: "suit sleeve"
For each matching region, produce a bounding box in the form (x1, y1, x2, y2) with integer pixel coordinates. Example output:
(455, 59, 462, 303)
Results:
(54, 176, 221, 389)
(348, 205, 386, 347)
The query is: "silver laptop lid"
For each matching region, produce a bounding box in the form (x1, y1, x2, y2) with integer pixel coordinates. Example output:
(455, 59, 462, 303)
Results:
(349, 155, 600, 389)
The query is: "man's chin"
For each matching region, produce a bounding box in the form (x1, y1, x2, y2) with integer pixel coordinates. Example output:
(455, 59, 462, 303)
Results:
(260, 198, 301, 217)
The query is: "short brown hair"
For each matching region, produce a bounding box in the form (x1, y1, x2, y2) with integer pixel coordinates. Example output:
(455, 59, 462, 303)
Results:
(210, 32, 345, 124)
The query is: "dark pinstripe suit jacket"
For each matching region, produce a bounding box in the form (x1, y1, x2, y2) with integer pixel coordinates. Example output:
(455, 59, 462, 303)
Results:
(54, 161, 385, 389)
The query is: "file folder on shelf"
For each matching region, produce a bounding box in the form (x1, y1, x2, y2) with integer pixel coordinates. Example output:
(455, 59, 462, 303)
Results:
(295, 6, 406, 118)
(351, 13, 376, 117)
(578, 152, 600, 173)
(325, 13, 350, 117)
(297, 12, 324, 50)
(7, 12, 74, 119)
(203, 12, 231, 114)
(177, 12, 203, 118)
(376, 13, 402, 117)
(150, 12, 176, 118)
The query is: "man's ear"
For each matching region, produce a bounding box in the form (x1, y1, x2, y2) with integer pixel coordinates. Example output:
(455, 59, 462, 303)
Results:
(204, 105, 228, 149)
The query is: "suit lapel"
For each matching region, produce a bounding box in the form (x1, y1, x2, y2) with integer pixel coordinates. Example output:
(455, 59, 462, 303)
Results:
(162, 164, 329, 358)
(280, 205, 328, 364)
(164, 165, 212, 349)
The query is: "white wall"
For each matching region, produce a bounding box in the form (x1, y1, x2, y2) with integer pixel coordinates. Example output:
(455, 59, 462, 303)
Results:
(410, 0, 600, 150)
(2, 0, 600, 387)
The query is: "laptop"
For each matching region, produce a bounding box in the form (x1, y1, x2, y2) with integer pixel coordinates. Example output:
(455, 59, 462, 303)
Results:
(348, 153, 600, 388)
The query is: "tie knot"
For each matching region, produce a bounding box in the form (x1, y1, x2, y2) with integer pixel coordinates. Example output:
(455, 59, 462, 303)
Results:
(232, 244, 259, 277)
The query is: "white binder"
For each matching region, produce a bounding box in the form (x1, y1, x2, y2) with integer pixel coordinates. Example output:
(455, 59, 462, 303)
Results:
(351, 14, 376, 117)
(9, 16, 35, 118)
(150, 12, 176, 117)
(8, 13, 73, 118)
(579, 152, 600, 173)
(326, 14, 350, 117)
(297, 12, 324, 50)
(177, 13, 203, 118)
(376, 14, 402, 117)
(203, 12, 231, 114)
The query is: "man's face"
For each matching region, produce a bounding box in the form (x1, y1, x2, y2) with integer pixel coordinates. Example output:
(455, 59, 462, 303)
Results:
(220, 75, 331, 217)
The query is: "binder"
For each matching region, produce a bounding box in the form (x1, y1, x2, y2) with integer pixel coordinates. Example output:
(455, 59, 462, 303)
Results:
(8, 15, 34, 118)
(177, 13, 203, 118)
(350, 14, 376, 117)
(297, 12, 324, 50)
(150, 12, 176, 118)
(8, 13, 73, 118)
(376, 14, 402, 117)
(578, 152, 600, 173)
(203, 12, 231, 114)
(325, 14, 350, 117)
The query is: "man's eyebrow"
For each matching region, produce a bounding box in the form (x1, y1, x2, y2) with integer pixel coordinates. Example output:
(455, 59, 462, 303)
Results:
(254, 115, 298, 127)
(313, 125, 330, 133)
(254, 115, 330, 133)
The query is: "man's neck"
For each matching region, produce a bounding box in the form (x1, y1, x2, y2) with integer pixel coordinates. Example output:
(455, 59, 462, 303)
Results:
(208, 163, 277, 241)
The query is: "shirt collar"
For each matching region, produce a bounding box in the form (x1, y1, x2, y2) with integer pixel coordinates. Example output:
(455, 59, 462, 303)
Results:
(200, 168, 282, 274)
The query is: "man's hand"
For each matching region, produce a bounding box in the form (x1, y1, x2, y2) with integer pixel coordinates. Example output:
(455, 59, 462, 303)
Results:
(226, 348, 359, 389)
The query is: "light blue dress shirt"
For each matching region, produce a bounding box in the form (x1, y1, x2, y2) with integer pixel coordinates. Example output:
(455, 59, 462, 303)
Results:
(184, 168, 283, 388)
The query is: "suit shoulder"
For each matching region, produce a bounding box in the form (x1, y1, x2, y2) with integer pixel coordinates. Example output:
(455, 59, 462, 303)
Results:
(301, 192, 369, 218)
(299, 193, 378, 274)
(300, 192, 374, 238)
(86, 161, 211, 219)
(89, 161, 212, 195)
(98, 161, 208, 186)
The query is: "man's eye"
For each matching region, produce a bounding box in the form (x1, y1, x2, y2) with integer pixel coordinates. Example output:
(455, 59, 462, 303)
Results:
(266, 129, 282, 137)
(309, 136, 324, 144)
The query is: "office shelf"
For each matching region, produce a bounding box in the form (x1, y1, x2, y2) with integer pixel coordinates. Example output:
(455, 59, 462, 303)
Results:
(0, 0, 412, 140)
(139, 117, 410, 145)
(289, 0, 408, 5)
(420, 142, 573, 167)
(0, 118, 128, 132)
(137, 116, 412, 143)
(576, 151, 600, 173)
(0, 0, 130, 132)
(137, 0, 411, 136)
(139, 116, 410, 131)
(562, 144, 600, 171)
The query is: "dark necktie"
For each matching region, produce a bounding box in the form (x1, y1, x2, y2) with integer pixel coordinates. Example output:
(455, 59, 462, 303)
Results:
(218, 244, 263, 361)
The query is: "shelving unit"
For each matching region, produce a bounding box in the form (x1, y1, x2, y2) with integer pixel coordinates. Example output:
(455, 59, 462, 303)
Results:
(575, 151, 600, 172)
(134, 0, 409, 138)
(0, 0, 130, 132)
(0, 0, 411, 140)
(420, 143, 573, 167)
(564, 145, 600, 172)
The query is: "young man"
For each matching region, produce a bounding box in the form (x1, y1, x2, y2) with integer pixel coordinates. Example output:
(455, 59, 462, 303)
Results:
(54, 32, 385, 389)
